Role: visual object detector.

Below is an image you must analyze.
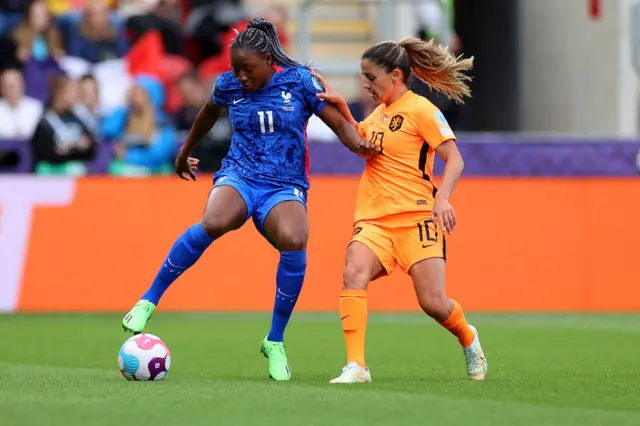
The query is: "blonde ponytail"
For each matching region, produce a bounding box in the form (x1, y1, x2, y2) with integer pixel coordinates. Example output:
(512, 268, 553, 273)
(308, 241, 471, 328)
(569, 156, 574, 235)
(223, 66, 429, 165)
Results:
(398, 37, 473, 104)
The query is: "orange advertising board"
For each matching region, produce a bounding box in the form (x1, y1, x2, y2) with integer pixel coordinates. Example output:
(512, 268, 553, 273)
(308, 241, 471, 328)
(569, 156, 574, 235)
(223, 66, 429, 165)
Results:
(1, 176, 638, 312)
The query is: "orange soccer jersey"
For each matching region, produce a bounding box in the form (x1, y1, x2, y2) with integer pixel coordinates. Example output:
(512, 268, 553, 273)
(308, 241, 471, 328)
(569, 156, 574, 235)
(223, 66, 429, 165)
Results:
(351, 90, 456, 273)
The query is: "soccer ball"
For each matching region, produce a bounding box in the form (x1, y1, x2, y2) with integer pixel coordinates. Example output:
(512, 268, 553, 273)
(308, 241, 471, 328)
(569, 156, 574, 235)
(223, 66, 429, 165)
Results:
(118, 333, 171, 381)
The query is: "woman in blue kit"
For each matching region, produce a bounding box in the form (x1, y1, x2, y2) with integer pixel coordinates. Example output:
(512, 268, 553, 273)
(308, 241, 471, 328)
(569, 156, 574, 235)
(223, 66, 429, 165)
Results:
(121, 18, 377, 381)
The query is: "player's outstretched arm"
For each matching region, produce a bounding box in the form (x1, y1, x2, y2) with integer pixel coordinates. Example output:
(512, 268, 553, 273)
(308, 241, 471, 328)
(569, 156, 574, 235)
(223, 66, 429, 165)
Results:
(176, 98, 222, 181)
(328, 96, 358, 129)
(319, 104, 377, 158)
(312, 72, 359, 128)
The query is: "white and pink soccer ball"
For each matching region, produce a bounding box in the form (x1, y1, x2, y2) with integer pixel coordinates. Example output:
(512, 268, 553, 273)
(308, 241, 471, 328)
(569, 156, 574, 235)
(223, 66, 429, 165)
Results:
(118, 334, 171, 381)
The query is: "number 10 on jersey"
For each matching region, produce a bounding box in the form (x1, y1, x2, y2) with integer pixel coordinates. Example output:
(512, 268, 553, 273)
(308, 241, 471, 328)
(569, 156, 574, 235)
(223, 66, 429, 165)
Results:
(258, 111, 275, 133)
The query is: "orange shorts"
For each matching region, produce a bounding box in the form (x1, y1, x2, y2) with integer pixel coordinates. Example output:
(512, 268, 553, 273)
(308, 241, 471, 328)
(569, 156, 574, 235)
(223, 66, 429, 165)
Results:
(350, 213, 447, 274)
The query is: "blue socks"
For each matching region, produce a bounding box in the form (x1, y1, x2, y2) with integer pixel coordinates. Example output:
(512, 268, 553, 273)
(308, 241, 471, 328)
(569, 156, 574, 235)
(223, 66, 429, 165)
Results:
(141, 223, 213, 305)
(141, 227, 305, 343)
(267, 250, 307, 342)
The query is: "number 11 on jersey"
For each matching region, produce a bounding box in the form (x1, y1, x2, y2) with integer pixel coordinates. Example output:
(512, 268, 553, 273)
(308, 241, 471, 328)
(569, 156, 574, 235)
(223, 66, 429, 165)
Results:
(258, 111, 275, 133)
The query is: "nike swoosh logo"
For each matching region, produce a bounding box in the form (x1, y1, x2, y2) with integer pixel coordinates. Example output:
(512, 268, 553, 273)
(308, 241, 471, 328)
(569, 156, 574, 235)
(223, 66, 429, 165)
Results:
(341, 315, 350, 320)
(233, 98, 244, 104)
(422, 244, 435, 248)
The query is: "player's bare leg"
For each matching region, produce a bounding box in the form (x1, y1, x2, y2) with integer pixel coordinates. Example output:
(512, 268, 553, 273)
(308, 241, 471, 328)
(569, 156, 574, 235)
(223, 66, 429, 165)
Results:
(200, 185, 249, 238)
(330, 242, 384, 384)
(122, 186, 248, 334)
(410, 258, 487, 380)
(260, 200, 309, 381)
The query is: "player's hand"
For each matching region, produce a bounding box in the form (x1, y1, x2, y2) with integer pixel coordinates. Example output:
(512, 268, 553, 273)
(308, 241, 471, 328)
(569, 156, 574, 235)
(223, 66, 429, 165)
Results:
(175, 155, 199, 181)
(433, 194, 456, 235)
(311, 72, 343, 105)
(357, 138, 379, 158)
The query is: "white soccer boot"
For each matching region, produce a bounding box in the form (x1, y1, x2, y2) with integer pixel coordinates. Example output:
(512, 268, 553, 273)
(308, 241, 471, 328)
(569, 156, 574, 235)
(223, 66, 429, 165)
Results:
(463, 324, 488, 380)
(329, 361, 372, 384)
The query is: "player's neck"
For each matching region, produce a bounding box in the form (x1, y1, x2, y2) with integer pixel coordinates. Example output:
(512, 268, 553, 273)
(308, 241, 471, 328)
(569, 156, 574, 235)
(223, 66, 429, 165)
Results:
(263, 68, 277, 87)
(385, 87, 409, 106)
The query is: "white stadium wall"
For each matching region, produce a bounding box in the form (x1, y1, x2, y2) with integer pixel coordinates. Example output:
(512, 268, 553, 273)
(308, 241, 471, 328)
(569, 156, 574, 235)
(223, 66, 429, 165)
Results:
(518, 0, 639, 136)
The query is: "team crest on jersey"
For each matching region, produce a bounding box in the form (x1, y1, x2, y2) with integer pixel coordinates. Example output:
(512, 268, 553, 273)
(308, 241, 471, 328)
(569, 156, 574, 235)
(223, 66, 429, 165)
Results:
(282, 91, 295, 111)
(389, 115, 404, 132)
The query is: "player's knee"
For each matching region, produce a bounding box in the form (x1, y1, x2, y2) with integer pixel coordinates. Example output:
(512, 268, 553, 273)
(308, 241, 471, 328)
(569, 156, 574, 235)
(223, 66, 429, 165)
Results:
(275, 229, 308, 251)
(418, 291, 450, 321)
(343, 264, 370, 290)
(200, 217, 229, 239)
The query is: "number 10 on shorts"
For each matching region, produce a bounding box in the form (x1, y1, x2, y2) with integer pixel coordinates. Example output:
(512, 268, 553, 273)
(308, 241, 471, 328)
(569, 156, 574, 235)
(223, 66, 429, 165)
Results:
(417, 220, 437, 248)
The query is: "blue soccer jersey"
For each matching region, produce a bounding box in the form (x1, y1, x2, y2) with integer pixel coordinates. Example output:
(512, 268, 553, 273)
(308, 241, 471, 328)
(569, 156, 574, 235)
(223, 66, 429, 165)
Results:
(211, 67, 327, 190)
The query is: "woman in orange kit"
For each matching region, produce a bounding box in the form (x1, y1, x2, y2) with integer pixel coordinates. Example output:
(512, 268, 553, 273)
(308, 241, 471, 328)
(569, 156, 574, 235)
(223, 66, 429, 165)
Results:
(312, 37, 488, 383)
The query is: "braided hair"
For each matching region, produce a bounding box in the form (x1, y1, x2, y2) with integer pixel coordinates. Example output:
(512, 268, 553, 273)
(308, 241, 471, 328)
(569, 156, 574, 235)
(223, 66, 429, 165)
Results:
(231, 18, 302, 68)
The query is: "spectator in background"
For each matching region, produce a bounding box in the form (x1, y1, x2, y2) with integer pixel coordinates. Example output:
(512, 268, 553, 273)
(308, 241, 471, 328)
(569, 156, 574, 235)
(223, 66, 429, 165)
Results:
(64, 0, 128, 64)
(0, 0, 29, 36)
(185, 0, 246, 61)
(0, 68, 43, 139)
(126, 0, 184, 55)
(74, 73, 101, 138)
(31, 74, 96, 174)
(117, 0, 156, 18)
(103, 76, 176, 175)
(175, 72, 230, 172)
(46, 0, 116, 16)
(174, 72, 203, 132)
(0, 0, 64, 70)
(119, 85, 155, 152)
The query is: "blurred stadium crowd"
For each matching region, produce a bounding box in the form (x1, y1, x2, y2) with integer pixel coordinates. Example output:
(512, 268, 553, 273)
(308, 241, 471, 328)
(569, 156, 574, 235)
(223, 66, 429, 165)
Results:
(0, 0, 289, 175)
(0, 0, 464, 175)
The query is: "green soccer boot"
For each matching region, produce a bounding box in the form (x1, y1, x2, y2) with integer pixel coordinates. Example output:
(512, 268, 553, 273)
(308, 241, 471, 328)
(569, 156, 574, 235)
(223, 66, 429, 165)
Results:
(122, 300, 156, 334)
(260, 337, 292, 381)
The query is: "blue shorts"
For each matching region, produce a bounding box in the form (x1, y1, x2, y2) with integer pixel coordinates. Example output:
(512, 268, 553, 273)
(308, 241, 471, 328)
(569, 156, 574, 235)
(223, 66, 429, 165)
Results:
(213, 172, 308, 234)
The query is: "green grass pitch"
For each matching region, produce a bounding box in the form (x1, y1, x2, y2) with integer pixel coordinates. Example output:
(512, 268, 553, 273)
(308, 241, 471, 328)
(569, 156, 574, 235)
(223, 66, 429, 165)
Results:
(1, 313, 639, 426)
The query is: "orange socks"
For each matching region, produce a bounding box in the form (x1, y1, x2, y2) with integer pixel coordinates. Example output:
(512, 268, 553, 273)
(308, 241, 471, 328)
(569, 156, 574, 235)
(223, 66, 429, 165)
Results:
(339, 289, 368, 367)
(439, 300, 476, 347)
(340, 293, 472, 365)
